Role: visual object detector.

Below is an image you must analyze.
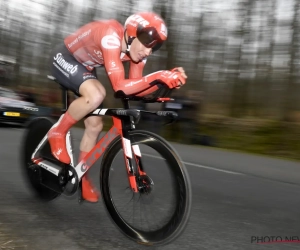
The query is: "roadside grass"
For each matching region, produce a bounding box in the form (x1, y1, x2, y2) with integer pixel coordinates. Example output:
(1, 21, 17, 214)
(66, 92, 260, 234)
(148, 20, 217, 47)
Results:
(73, 114, 300, 162)
(197, 117, 300, 161)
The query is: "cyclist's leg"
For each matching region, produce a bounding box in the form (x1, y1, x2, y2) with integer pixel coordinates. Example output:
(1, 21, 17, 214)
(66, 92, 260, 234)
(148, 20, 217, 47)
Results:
(69, 79, 106, 119)
(77, 79, 105, 201)
(78, 115, 104, 202)
(80, 116, 104, 152)
(48, 44, 106, 164)
(72, 68, 106, 202)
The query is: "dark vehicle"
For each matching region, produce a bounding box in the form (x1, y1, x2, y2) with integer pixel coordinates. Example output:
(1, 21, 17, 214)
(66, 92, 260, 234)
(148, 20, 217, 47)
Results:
(0, 87, 38, 125)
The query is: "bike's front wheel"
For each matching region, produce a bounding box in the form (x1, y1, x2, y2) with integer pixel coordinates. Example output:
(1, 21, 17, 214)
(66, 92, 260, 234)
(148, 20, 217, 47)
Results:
(100, 130, 192, 246)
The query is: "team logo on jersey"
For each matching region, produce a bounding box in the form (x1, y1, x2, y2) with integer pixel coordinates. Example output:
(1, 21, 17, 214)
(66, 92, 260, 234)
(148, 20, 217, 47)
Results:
(111, 61, 116, 67)
(101, 35, 120, 49)
(53, 53, 78, 76)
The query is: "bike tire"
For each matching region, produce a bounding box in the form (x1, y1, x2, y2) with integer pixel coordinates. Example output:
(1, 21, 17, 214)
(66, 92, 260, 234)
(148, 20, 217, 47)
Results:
(100, 130, 192, 246)
(20, 117, 60, 201)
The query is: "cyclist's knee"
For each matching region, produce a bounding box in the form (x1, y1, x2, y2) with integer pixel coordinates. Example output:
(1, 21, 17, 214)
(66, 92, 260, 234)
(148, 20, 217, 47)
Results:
(87, 93, 105, 110)
(79, 79, 106, 110)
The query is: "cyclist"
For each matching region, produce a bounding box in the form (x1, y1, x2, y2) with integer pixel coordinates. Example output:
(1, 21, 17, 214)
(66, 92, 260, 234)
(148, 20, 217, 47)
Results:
(48, 11, 187, 202)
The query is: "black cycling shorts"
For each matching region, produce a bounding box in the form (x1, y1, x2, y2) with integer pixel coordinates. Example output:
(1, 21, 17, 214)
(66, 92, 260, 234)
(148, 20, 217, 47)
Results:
(50, 44, 98, 95)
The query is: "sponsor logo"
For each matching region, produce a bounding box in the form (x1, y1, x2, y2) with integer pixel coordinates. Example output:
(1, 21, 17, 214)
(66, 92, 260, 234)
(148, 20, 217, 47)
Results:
(127, 14, 149, 27)
(157, 111, 177, 116)
(125, 79, 143, 87)
(81, 163, 87, 173)
(39, 163, 59, 176)
(68, 38, 78, 48)
(23, 106, 38, 111)
(160, 23, 168, 37)
(78, 29, 91, 40)
(83, 73, 96, 80)
(86, 127, 119, 167)
(56, 148, 62, 156)
(107, 61, 120, 73)
(87, 52, 102, 63)
(53, 62, 69, 78)
(94, 50, 103, 60)
(68, 29, 91, 48)
(115, 110, 127, 115)
(101, 35, 120, 49)
(53, 53, 78, 75)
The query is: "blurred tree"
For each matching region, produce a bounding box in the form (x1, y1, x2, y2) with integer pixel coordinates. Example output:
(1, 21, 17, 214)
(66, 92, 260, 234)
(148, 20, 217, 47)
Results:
(282, 0, 300, 121)
(192, 14, 205, 89)
(89, 0, 100, 21)
(0, 1, 8, 54)
(1, 0, 300, 122)
(229, 0, 255, 117)
(14, 14, 26, 87)
(154, 0, 176, 70)
(260, 0, 277, 118)
(49, 0, 70, 47)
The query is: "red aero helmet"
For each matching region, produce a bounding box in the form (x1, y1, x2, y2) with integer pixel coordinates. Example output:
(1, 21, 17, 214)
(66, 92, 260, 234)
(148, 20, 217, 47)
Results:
(125, 12, 168, 52)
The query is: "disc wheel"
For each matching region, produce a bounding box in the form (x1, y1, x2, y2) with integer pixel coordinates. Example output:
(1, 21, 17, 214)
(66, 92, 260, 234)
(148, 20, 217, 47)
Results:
(21, 117, 60, 201)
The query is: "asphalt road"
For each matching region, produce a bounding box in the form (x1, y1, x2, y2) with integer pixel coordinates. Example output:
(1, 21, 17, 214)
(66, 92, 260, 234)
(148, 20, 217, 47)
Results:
(0, 125, 300, 250)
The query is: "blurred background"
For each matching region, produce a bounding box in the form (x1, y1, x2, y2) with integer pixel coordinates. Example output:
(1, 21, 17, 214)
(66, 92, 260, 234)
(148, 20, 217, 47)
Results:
(1, 0, 300, 159)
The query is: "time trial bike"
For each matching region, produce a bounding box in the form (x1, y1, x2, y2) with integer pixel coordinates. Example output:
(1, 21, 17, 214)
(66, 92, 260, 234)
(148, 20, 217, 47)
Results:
(20, 75, 192, 246)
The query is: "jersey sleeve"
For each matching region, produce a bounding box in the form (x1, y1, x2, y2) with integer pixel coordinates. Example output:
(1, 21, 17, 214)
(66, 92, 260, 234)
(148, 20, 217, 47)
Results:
(128, 59, 146, 78)
(98, 27, 163, 96)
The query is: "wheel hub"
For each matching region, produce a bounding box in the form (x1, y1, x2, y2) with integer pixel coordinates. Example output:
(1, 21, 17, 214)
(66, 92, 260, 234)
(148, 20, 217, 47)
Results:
(137, 175, 154, 194)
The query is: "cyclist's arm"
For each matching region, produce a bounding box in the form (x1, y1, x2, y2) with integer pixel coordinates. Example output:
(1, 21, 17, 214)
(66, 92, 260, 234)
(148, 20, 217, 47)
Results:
(127, 59, 160, 96)
(103, 54, 162, 95)
(100, 42, 161, 96)
(128, 58, 146, 78)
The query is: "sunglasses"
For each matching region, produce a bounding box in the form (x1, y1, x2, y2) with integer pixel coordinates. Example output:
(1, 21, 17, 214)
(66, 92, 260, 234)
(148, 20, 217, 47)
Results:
(136, 25, 164, 52)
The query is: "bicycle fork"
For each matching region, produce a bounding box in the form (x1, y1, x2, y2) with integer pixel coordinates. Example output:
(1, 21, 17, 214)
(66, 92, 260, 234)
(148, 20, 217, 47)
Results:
(120, 119, 150, 193)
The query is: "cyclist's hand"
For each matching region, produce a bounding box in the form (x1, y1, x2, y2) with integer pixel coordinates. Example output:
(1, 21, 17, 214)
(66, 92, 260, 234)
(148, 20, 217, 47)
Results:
(159, 70, 186, 89)
(170, 67, 188, 89)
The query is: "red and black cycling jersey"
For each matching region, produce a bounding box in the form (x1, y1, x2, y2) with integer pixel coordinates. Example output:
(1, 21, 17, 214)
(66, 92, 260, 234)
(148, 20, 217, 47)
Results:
(64, 20, 148, 95)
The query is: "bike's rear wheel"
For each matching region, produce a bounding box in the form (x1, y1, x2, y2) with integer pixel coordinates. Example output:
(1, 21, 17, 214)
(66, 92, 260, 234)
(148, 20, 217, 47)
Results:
(21, 117, 60, 201)
(100, 130, 192, 246)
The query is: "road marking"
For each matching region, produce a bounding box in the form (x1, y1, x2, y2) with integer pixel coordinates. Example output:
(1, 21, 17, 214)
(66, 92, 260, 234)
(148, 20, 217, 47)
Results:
(183, 161, 245, 175)
(142, 153, 245, 176)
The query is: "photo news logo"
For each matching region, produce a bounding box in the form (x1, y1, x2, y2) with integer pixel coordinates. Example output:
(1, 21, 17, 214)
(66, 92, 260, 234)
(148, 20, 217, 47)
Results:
(251, 236, 300, 244)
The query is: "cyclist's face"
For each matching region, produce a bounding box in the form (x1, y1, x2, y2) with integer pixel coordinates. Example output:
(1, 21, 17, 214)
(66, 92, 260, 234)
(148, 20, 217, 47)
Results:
(130, 38, 152, 62)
